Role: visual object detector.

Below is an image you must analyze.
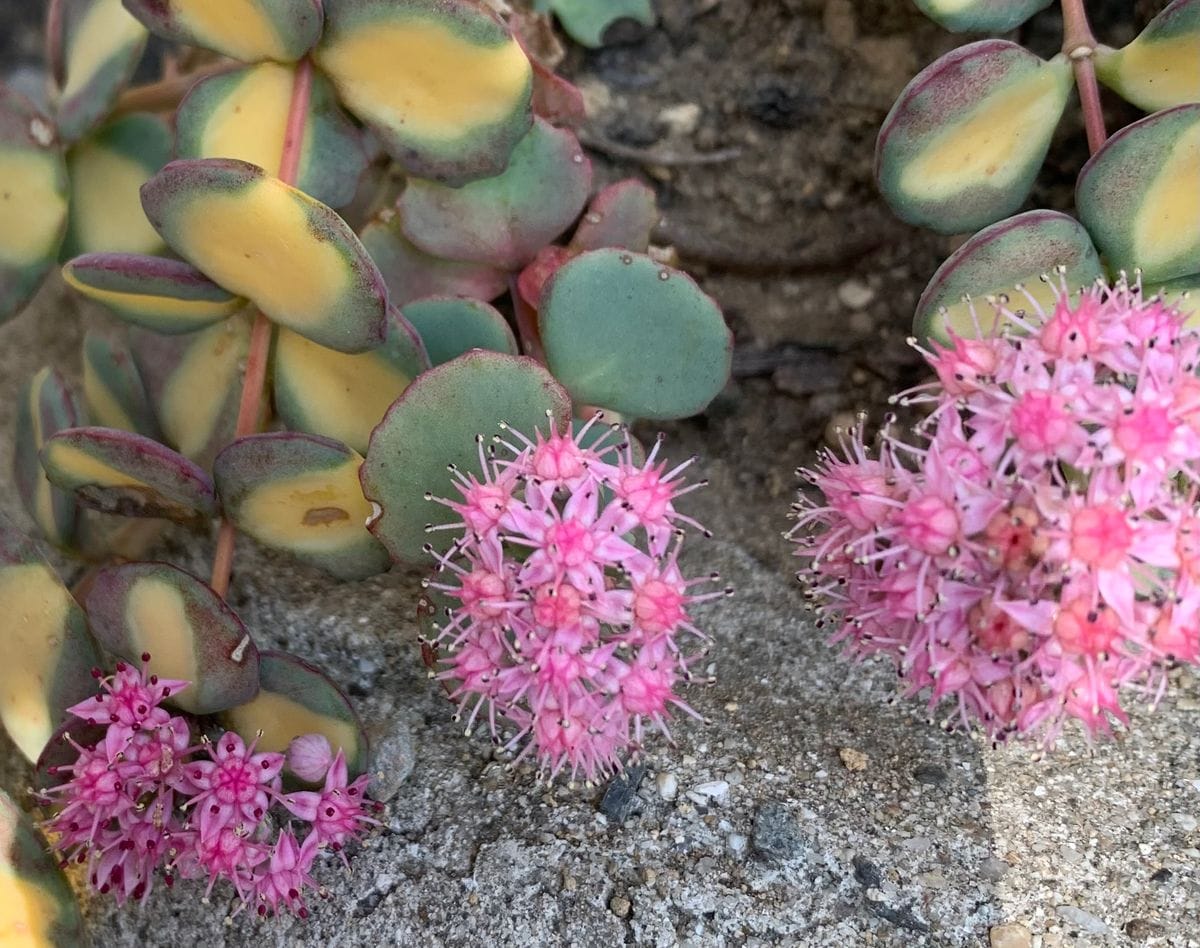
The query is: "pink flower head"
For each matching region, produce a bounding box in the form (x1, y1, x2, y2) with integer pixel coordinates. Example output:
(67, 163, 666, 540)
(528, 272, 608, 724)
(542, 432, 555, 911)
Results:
(185, 732, 284, 838)
(425, 418, 723, 782)
(252, 830, 320, 919)
(282, 750, 376, 849)
(67, 656, 189, 758)
(793, 278, 1200, 746)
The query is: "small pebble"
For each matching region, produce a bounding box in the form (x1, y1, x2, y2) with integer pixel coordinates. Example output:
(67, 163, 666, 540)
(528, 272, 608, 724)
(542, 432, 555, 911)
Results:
(989, 922, 1032, 948)
(727, 833, 748, 858)
(688, 780, 730, 806)
(1173, 812, 1197, 832)
(1055, 905, 1111, 934)
(609, 895, 631, 918)
(656, 772, 678, 801)
(837, 278, 875, 310)
(839, 748, 868, 772)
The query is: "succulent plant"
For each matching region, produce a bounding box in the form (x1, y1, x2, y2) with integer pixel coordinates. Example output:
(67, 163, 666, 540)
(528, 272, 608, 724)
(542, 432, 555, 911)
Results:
(0, 0, 733, 925)
(879, 0, 1199, 345)
(0, 789, 84, 945)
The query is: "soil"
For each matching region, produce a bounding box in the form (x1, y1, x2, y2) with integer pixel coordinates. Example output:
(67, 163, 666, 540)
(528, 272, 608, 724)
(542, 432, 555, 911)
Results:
(3, 2, 1198, 946)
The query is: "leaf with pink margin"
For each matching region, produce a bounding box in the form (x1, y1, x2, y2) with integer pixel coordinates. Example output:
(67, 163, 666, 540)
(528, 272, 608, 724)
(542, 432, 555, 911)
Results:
(570, 179, 658, 253)
(53, 0, 148, 142)
(913, 210, 1105, 345)
(399, 118, 592, 270)
(121, 0, 323, 63)
(214, 432, 390, 580)
(400, 296, 518, 366)
(876, 40, 1071, 234)
(516, 245, 573, 312)
(141, 158, 388, 353)
(14, 368, 80, 548)
(0, 87, 68, 323)
(531, 57, 586, 128)
(41, 426, 217, 523)
(359, 211, 508, 306)
(63, 252, 243, 335)
(219, 650, 369, 779)
(85, 562, 260, 714)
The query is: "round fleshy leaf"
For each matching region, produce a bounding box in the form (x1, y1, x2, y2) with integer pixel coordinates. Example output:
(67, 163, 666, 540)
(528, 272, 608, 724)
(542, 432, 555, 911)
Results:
(1076, 104, 1200, 284)
(176, 62, 368, 209)
(316, 0, 534, 186)
(14, 368, 80, 548)
(912, 0, 1052, 32)
(359, 211, 507, 306)
(0, 791, 85, 944)
(272, 308, 430, 455)
(0, 87, 69, 323)
(876, 41, 1072, 235)
(41, 427, 217, 522)
(401, 296, 518, 367)
(121, 0, 323, 63)
(530, 56, 586, 128)
(1152, 272, 1200, 324)
(220, 650, 368, 778)
(0, 516, 102, 763)
(84, 563, 260, 714)
(62, 252, 243, 334)
(131, 314, 252, 466)
(361, 351, 571, 562)
(141, 158, 389, 352)
(1095, 0, 1200, 112)
(913, 210, 1105, 345)
(62, 112, 170, 258)
(82, 330, 160, 438)
(570, 179, 658, 254)
(540, 249, 732, 420)
(400, 118, 592, 270)
(531, 0, 655, 48)
(54, 0, 147, 142)
(214, 433, 390, 580)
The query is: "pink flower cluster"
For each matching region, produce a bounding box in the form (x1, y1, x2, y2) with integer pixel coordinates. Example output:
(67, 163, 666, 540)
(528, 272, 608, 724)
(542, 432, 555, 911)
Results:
(792, 279, 1200, 745)
(38, 657, 375, 917)
(425, 418, 726, 782)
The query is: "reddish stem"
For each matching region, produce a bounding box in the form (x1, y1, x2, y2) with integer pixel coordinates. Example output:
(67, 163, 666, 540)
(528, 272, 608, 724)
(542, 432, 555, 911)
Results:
(209, 59, 313, 597)
(1060, 0, 1107, 155)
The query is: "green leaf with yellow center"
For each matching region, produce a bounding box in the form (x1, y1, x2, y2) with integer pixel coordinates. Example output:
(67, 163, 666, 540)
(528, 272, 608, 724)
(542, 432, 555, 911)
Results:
(63, 252, 243, 335)
(400, 118, 592, 270)
(401, 296, 518, 367)
(531, 0, 656, 48)
(1150, 273, 1200, 324)
(876, 40, 1072, 235)
(41, 426, 217, 523)
(141, 158, 389, 353)
(361, 351, 571, 561)
(540, 250, 732, 420)
(1095, 0, 1200, 113)
(131, 314, 253, 467)
(913, 210, 1105, 345)
(0, 517, 101, 763)
(359, 210, 507, 306)
(0, 88, 68, 323)
(14, 368, 80, 548)
(214, 432, 390, 580)
(122, 0, 323, 63)
(1077, 104, 1200, 284)
(176, 62, 368, 210)
(220, 650, 368, 779)
(316, 0, 534, 185)
(911, 0, 1052, 33)
(53, 0, 147, 142)
(62, 112, 170, 258)
(85, 562, 260, 715)
(82, 330, 160, 438)
(0, 790, 84, 946)
(272, 307, 430, 455)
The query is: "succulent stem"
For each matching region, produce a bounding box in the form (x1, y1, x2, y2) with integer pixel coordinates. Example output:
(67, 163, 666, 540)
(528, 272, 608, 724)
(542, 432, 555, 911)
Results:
(1060, 0, 1107, 154)
(210, 58, 314, 597)
(112, 61, 233, 118)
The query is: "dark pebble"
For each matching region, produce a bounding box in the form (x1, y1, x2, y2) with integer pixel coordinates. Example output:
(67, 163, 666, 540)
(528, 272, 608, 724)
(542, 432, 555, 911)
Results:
(913, 763, 948, 786)
(599, 764, 646, 824)
(1150, 867, 1172, 883)
(852, 856, 883, 889)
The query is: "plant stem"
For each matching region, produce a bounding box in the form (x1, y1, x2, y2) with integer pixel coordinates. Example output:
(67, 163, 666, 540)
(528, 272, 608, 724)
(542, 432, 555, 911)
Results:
(1060, 0, 1107, 155)
(112, 61, 232, 117)
(209, 58, 314, 597)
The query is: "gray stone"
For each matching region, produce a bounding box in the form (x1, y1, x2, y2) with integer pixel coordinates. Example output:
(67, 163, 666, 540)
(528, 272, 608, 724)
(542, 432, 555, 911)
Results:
(365, 718, 416, 803)
(751, 802, 805, 863)
(1055, 904, 1112, 935)
(598, 763, 646, 824)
